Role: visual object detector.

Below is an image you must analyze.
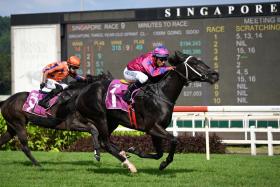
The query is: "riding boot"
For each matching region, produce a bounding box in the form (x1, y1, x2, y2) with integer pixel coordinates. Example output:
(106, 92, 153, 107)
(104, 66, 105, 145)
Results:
(38, 92, 55, 109)
(122, 81, 142, 102)
(38, 84, 63, 109)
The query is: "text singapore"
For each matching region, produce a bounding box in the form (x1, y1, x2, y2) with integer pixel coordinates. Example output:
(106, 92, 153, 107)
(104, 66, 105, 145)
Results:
(164, 3, 279, 17)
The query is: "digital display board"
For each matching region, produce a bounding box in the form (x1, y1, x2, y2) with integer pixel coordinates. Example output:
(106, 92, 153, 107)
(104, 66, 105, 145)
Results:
(66, 2, 280, 106)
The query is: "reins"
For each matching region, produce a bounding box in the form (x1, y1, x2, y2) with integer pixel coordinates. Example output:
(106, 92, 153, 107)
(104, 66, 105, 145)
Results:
(173, 55, 207, 83)
(173, 55, 192, 83)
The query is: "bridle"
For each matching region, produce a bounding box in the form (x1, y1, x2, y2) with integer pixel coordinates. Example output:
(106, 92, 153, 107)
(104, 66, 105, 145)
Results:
(145, 55, 208, 106)
(173, 56, 208, 83)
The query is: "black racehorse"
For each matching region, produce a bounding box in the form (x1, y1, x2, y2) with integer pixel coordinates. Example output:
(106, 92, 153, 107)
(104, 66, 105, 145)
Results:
(0, 73, 112, 166)
(75, 51, 219, 172)
(0, 51, 219, 172)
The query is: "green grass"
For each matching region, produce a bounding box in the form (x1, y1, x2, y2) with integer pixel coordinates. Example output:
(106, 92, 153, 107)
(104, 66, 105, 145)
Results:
(0, 151, 279, 187)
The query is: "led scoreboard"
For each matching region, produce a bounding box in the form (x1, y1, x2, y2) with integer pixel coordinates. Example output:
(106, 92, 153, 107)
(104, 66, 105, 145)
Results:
(66, 2, 280, 105)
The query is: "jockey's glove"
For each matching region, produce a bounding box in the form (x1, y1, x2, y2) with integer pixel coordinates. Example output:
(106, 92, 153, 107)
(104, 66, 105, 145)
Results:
(40, 82, 46, 90)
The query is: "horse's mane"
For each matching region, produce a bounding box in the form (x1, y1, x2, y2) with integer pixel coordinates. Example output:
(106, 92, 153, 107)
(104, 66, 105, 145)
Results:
(168, 51, 191, 66)
(68, 71, 114, 90)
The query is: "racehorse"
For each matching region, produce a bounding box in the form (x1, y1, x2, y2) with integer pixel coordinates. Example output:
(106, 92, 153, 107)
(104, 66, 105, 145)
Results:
(0, 73, 112, 166)
(75, 51, 219, 172)
(0, 51, 218, 172)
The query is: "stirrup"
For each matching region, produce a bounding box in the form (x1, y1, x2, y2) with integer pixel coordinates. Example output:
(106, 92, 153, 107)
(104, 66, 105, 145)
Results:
(122, 93, 131, 103)
(38, 100, 50, 109)
(122, 96, 131, 102)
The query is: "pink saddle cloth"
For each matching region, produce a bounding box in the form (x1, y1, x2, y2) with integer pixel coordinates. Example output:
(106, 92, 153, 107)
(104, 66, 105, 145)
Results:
(22, 90, 58, 117)
(105, 79, 130, 112)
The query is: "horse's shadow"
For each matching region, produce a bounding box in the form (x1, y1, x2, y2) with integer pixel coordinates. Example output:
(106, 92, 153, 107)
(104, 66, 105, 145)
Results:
(8, 160, 101, 170)
(9, 160, 196, 175)
(88, 167, 196, 175)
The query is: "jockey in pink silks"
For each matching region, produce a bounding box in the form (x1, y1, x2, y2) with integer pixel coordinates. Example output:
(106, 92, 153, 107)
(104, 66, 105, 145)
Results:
(122, 46, 175, 102)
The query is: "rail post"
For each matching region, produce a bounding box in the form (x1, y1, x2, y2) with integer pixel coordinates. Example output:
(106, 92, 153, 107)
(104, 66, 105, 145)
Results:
(250, 126, 256, 156)
(267, 126, 273, 156)
(192, 113, 199, 137)
(205, 117, 210, 160)
(172, 117, 178, 137)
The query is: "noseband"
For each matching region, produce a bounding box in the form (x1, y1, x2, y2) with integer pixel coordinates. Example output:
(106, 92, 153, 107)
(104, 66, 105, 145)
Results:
(173, 56, 208, 83)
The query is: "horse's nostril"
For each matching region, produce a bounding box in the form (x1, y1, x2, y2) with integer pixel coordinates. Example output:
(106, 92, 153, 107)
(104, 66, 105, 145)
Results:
(212, 72, 219, 81)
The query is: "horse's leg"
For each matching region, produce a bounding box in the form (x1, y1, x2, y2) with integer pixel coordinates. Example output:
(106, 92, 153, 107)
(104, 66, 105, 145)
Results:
(98, 121, 137, 173)
(66, 115, 101, 162)
(16, 125, 41, 166)
(101, 138, 137, 173)
(0, 126, 16, 148)
(106, 141, 131, 159)
(127, 135, 164, 159)
(104, 120, 130, 158)
(89, 123, 101, 161)
(148, 124, 178, 170)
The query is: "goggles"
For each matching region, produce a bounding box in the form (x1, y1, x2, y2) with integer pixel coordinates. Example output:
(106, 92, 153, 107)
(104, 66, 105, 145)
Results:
(157, 57, 168, 62)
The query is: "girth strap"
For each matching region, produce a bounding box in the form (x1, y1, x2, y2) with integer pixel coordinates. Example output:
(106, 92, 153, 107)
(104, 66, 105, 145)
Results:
(128, 104, 138, 129)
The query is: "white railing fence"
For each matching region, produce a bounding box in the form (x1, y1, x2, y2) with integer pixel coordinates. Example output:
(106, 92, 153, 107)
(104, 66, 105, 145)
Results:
(117, 111, 280, 159)
(169, 112, 280, 159)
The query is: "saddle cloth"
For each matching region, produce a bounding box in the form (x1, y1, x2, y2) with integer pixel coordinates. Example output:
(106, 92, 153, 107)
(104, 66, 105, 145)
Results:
(22, 90, 58, 117)
(105, 79, 132, 112)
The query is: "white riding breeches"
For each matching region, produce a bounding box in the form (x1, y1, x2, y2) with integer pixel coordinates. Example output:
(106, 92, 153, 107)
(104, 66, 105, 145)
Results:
(123, 67, 148, 84)
(42, 79, 68, 92)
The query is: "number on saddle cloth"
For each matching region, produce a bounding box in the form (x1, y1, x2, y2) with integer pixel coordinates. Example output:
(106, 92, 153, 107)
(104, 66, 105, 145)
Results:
(105, 79, 130, 112)
(22, 90, 59, 117)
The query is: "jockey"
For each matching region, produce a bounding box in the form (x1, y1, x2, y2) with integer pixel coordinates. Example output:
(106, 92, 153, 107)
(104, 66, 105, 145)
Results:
(38, 56, 85, 108)
(122, 45, 174, 102)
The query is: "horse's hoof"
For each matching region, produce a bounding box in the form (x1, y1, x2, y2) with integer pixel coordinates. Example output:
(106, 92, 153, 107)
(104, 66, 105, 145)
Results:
(159, 161, 168, 170)
(94, 155, 101, 162)
(122, 159, 137, 173)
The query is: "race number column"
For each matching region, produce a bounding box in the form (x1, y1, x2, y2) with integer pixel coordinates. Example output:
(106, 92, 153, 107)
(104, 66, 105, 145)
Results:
(206, 25, 224, 105)
(84, 45, 93, 75)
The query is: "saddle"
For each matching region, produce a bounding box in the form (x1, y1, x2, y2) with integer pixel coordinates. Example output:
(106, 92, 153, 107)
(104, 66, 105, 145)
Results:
(22, 90, 60, 117)
(105, 79, 140, 112)
(105, 79, 140, 128)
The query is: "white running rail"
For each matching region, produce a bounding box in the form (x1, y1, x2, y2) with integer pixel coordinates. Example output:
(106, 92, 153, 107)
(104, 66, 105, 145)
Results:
(169, 113, 280, 159)
(116, 111, 280, 159)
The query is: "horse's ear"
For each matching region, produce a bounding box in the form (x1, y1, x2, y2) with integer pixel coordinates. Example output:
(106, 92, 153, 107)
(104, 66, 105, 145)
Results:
(175, 51, 186, 62)
(175, 51, 184, 59)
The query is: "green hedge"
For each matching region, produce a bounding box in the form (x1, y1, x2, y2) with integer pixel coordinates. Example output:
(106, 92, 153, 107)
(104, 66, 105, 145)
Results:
(68, 133, 226, 153)
(1, 115, 226, 153)
(0, 114, 147, 151)
(0, 114, 89, 151)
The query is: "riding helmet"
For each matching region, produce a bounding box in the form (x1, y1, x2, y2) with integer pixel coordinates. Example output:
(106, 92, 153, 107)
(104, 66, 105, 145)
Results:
(153, 46, 169, 58)
(67, 56, 81, 68)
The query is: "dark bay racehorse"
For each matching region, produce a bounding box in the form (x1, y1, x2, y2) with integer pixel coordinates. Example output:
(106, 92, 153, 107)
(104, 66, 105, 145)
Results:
(0, 73, 112, 166)
(75, 51, 219, 172)
(0, 51, 218, 172)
